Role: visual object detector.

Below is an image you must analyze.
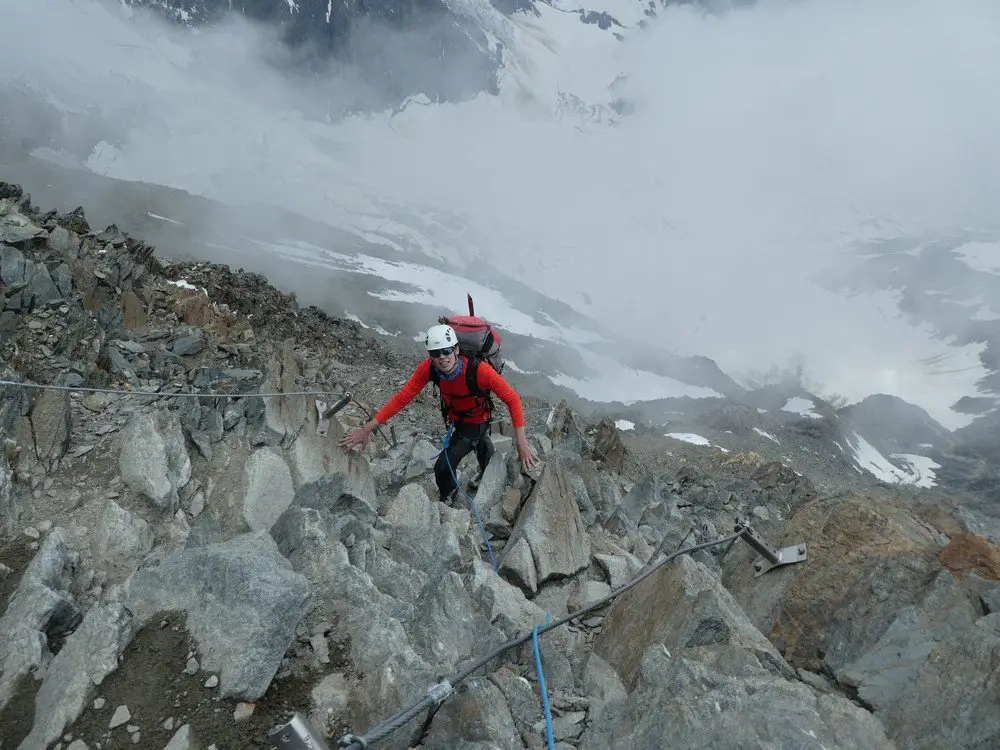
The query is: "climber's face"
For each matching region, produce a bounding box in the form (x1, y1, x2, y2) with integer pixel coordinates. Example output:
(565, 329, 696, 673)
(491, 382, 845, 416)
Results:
(430, 346, 458, 374)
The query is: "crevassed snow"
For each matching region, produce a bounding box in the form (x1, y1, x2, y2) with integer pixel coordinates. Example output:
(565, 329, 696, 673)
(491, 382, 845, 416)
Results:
(846, 431, 938, 488)
(503, 360, 544, 376)
(954, 241, 1000, 274)
(547, 345, 722, 402)
(664, 432, 728, 452)
(665, 432, 711, 446)
(890, 453, 940, 488)
(781, 397, 823, 419)
(344, 311, 398, 337)
(615, 419, 635, 431)
(147, 212, 182, 225)
(753, 427, 780, 444)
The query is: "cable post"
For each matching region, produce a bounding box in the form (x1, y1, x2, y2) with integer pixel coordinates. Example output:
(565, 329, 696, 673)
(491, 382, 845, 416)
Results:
(267, 713, 332, 750)
(733, 516, 808, 577)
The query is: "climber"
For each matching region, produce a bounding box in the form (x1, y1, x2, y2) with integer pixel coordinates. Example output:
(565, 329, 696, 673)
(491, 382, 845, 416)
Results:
(339, 323, 538, 504)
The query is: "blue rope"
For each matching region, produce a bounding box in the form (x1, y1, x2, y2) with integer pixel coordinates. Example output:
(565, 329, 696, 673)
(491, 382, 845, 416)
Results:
(532, 614, 556, 750)
(442, 425, 499, 572)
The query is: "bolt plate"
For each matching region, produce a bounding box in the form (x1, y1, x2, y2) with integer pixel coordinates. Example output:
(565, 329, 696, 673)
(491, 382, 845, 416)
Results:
(753, 543, 807, 577)
(316, 400, 331, 438)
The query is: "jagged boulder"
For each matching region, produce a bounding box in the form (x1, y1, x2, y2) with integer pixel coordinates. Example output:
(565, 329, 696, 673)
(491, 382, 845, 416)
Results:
(591, 416, 626, 471)
(584, 555, 894, 749)
(0, 529, 80, 711)
(125, 531, 311, 701)
(499, 458, 590, 595)
(721, 493, 944, 673)
(248, 338, 308, 448)
(25, 390, 71, 469)
(719, 493, 1000, 747)
(16, 601, 134, 750)
(118, 410, 191, 513)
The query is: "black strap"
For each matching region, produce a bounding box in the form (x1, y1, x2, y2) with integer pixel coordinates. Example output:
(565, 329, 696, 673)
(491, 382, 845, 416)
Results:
(465, 358, 482, 396)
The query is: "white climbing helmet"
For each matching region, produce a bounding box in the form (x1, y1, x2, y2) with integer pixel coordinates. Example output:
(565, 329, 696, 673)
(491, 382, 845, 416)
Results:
(424, 323, 457, 351)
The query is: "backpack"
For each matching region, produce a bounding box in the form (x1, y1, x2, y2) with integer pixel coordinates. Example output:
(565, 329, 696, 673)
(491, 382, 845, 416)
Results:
(429, 294, 505, 425)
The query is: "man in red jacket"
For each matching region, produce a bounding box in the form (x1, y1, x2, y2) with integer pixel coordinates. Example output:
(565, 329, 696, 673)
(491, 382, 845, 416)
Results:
(340, 323, 538, 504)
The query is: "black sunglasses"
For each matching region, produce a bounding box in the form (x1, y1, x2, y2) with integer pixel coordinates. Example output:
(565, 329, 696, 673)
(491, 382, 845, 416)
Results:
(429, 346, 455, 358)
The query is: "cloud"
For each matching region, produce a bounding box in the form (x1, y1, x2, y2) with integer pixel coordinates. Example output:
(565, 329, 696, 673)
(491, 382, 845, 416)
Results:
(3, 0, 1000, 428)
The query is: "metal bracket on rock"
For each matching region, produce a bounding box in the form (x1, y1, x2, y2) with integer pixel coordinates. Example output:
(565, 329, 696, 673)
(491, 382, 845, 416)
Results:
(315, 392, 352, 438)
(734, 517, 808, 577)
(268, 712, 332, 750)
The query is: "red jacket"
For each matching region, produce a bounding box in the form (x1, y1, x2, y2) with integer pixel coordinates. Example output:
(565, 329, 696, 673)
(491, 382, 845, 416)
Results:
(374, 356, 526, 428)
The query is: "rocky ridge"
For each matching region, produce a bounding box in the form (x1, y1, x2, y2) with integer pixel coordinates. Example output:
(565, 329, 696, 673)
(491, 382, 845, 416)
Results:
(1, 181, 999, 750)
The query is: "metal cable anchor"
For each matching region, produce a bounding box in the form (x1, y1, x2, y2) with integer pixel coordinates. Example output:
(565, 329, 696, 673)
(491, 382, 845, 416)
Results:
(315, 392, 352, 437)
(268, 712, 332, 749)
(733, 516, 808, 577)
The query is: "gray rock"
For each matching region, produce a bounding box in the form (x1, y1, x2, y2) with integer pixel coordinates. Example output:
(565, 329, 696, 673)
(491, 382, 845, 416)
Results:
(875, 611, 1000, 749)
(0, 222, 45, 247)
(836, 570, 1000, 748)
(567, 472, 597, 527)
(593, 553, 630, 589)
(294, 474, 378, 525)
(248, 339, 307, 448)
(594, 555, 792, 691)
(489, 666, 541, 743)
(0, 243, 29, 286)
(118, 411, 191, 512)
(464, 558, 548, 638)
(500, 459, 590, 589)
(92, 498, 154, 564)
(566, 580, 611, 612)
(385, 483, 439, 530)
(289, 407, 375, 509)
(28, 390, 71, 466)
(309, 673, 351, 737)
(0, 529, 81, 710)
(27, 264, 62, 307)
(976, 574, 1000, 615)
(242, 447, 295, 532)
(172, 332, 204, 357)
(498, 535, 537, 596)
(163, 724, 201, 750)
(592, 473, 622, 523)
(580, 652, 627, 726)
(422, 678, 522, 750)
(475, 451, 509, 530)
(125, 532, 311, 700)
(203, 408, 224, 443)
(0, 453, 19, 536)
(271, 508, 434, 749)
(388, 519, 463, 583)
(405, 439, 440, 481)
(16, 600, 134, 750)
(579, 645, 893, 750)
(184, 513, 222, 549)
(406, 572, 502, 669)
(46, 226, 77, 255)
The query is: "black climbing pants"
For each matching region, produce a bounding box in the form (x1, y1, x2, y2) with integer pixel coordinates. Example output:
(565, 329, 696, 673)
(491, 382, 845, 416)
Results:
(434, 421, 494, 500)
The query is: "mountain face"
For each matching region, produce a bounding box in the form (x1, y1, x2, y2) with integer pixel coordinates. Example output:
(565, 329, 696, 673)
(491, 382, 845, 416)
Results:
(3, 183, 1000, 750)
(121, 0, 510, 108)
